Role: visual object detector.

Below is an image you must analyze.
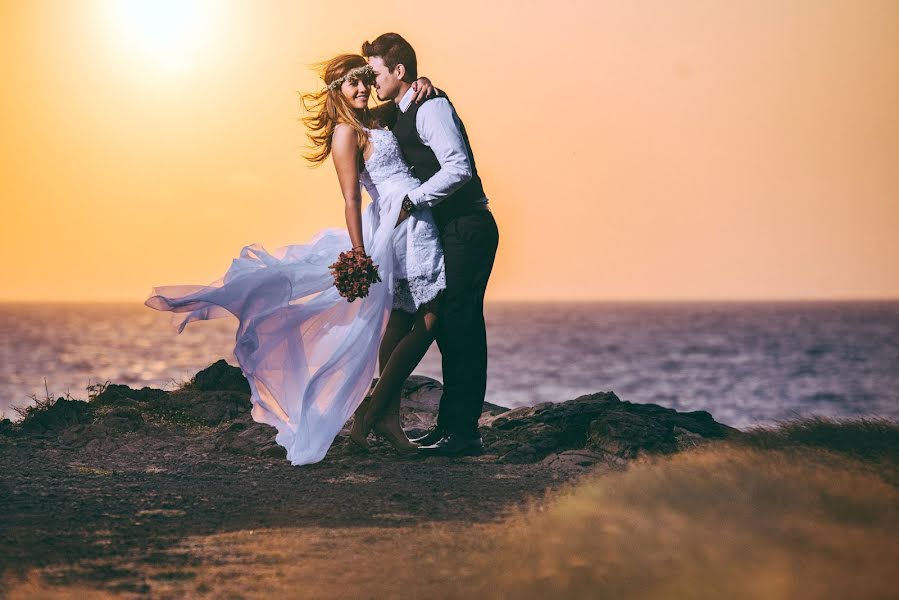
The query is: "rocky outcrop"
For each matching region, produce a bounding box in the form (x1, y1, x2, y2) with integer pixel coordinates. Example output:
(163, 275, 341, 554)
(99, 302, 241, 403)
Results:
(188, 359, 251, 394)
(213, 415, 287, 459)
(481, 393, 739, 466)
(17, 398, 96, 436)
(4, 360, 740, 468)
(92, 363, 253, 426)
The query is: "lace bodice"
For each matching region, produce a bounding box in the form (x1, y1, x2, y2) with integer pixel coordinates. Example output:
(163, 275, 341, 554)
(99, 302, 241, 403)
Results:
(357, 126, 445, 315)
(359, 127, 417, 195)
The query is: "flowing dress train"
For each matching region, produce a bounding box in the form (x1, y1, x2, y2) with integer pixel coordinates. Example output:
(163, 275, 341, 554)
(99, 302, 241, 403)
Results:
(145, 127, 445, 465)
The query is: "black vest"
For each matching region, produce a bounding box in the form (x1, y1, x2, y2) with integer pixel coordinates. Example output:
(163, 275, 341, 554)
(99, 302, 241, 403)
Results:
(392, 92, 486, 231)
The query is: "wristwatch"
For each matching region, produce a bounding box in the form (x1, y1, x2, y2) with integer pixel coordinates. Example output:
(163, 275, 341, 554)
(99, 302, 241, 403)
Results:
(401, 196, 416, 213)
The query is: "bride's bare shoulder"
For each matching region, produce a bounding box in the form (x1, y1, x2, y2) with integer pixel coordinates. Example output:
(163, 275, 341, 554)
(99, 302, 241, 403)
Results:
(331, 124, 361, 160)
(332, 122, 355, 137)
(332, 123, 361, 147)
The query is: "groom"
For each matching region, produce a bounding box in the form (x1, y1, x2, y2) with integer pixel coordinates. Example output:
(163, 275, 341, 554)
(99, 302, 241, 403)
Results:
(363, 33, 499, 457)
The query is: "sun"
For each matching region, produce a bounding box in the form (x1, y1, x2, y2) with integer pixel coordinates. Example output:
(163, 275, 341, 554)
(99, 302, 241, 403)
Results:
(106, 0, 216, 74)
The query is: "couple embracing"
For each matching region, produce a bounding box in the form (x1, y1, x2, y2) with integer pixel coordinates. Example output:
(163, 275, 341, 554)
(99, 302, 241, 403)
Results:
(146, 33, 499, 465)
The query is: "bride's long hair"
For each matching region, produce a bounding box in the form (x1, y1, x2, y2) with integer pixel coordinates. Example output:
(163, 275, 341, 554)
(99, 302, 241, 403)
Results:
(300, 54, 377, 165)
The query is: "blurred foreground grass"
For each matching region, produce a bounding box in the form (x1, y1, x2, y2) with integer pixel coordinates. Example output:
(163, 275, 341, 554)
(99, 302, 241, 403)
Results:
(6, 416, 898, 599)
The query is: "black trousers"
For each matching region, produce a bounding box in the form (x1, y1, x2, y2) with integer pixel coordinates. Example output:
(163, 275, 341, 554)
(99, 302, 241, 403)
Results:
(434, 209, 499, 436)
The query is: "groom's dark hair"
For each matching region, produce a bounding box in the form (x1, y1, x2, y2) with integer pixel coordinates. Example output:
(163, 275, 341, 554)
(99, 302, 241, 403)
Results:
(361, 33, 417, 82)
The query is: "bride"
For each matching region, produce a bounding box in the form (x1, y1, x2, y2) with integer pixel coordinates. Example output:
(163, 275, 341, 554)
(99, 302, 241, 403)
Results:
(145, 54, 445, 465)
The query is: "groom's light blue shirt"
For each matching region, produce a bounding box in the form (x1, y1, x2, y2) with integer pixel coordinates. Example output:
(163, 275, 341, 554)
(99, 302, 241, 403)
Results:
(397, 86, 489, 209)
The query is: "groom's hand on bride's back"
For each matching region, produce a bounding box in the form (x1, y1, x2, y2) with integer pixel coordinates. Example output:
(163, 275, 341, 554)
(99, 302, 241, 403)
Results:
(394, 208, 412, 228)
(395, 195, 416, 227)
(412, 77, 441, 104)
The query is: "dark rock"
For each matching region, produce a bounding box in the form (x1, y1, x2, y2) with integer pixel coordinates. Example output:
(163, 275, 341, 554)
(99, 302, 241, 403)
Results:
(586, 403, 734, 460)
(92, 378, 249, 426)
(58, 424, 88, 447)
(260, 443, 288, 459)
(19, 398, 95, 435)
(482, 392, 737, 465)
(156, 390, 252, 425)
(97, 406, 146, 432)
(213, 413, 280, 457)
(92, 384, 167, 406)
(588, 411, 676, 458)
(83, 437, 119, 452)
(97, 396, 145, 412)
(673, 425, 707, 451)
(483, 437, 519, 457)
(190, 360, 251, 394)
(540, 450, 619, 470)
(485, 393, 620, 454)
(499, 443, 539, 464)
(0, 418, 15, 437)
(60, 406, 147, 448)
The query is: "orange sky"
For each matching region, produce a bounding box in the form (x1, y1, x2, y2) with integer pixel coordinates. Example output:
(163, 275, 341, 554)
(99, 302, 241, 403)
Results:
(1, 0, 897, 302)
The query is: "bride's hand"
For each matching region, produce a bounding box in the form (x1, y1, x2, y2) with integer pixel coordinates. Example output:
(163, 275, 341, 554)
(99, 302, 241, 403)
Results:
(411, 77, 439, 104)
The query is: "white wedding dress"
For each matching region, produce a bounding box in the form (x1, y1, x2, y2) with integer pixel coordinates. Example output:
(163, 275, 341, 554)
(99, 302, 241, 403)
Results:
(145, 126, 445, 465)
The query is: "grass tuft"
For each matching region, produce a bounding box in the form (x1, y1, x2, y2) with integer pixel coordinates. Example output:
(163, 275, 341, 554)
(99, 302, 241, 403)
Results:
(10, 377, 75, 421)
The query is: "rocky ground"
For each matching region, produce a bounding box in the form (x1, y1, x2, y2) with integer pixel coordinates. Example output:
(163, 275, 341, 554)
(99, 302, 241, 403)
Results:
(0, 360, 741, 596)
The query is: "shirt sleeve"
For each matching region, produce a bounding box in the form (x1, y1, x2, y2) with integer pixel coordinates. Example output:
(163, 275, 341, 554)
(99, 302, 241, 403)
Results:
(405, 98, 473, 208)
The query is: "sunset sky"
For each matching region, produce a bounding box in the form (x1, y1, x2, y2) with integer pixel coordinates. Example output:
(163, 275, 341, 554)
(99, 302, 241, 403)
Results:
(1, 0, 897, 302)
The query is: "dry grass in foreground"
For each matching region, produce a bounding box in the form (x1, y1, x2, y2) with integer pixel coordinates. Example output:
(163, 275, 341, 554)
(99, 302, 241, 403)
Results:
(5, 417, 898, 599)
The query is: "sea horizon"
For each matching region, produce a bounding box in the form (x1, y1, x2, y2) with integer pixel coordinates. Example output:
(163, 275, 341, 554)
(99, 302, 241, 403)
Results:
(2, 299, 897, 428)
(3, 297, 898, 305)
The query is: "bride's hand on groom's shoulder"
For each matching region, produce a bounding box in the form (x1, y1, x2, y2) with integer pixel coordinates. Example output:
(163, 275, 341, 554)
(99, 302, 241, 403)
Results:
(412, 77, 440, 104)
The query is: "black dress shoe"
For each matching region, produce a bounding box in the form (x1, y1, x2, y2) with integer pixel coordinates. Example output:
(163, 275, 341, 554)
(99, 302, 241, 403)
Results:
(417, 431, 484, 457)
(409, 424, 447, 446)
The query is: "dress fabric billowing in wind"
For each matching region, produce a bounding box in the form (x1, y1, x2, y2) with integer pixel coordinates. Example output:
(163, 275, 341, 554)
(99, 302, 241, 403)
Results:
(145, 127, 445, 465)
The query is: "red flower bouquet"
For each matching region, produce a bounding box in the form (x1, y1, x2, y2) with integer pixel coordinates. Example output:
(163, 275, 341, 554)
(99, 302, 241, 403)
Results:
(329, 249, 381, 302)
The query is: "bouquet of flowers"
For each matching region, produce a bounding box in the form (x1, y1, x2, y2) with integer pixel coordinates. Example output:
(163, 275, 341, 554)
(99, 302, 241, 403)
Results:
(329, 249, 381, 302)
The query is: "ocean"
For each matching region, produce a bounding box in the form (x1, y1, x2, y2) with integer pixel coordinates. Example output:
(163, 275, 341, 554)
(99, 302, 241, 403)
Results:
(1, 301, 897, 429)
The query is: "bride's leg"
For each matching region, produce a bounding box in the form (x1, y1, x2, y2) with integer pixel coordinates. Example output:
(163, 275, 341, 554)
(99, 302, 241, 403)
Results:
(379, 310, 416, 377)
(350, 310, 414, 447)
(362, 300, 441, 438)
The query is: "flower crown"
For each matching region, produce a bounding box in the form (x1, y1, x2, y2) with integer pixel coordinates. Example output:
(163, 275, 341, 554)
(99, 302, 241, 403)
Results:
(327, 64, 375, 92)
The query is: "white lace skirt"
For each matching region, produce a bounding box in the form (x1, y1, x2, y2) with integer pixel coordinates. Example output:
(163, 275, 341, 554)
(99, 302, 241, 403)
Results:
(390, 206, 446, 313)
